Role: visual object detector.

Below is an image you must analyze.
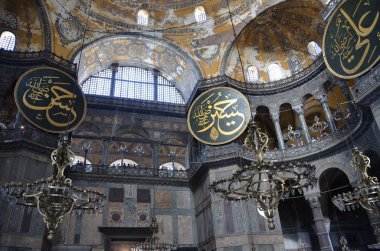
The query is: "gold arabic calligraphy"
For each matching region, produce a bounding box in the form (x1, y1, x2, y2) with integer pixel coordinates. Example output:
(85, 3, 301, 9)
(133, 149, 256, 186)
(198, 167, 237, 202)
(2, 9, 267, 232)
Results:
(329, 0, 379, 75)
(192, 91, 246, 141)
(22, 76, 78, 128)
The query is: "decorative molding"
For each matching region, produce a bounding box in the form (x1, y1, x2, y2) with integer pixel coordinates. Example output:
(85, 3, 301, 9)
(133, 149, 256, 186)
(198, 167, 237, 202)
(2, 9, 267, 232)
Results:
(0, 49, 76, 74)
(35, 0, 52, 51)
(203, 57, 326, 95)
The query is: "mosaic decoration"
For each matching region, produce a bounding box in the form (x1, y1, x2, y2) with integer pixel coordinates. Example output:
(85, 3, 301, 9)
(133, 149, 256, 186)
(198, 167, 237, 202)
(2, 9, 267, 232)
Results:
(323, 0, 380, 79)
(55, 13, 84, 45)
(14, 67, 86, 134)
(75, 36, 200, 100)
(224, 0, 325, 82)
(194, 45, 221, 63)
(187, 87, 251, 145)
(0, 8, 18, 29)
(74, 0, 255, 34)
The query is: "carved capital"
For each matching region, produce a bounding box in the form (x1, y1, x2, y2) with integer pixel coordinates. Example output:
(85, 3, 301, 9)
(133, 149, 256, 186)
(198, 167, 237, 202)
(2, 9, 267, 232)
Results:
(270, 112, 280, 122)
(315, 94, 328, 103)
(293, 104, 305, 115)
(306, 194, 321, 208)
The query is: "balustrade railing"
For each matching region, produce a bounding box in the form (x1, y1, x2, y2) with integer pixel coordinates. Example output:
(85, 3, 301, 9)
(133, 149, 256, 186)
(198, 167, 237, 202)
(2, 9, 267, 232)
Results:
(350, 63, 380, 104)
(0, 128, 58, 149)
(189, 110, 363, 177)
(69, 163, 189, 179)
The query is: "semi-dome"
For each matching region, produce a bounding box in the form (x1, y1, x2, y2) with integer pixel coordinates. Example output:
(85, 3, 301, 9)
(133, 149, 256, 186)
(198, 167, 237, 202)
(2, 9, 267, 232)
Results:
(224, 0, 325, 84)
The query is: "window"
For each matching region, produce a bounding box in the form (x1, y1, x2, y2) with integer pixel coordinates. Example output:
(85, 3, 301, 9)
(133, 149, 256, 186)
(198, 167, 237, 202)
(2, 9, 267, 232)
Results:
(288, 59, 301, 73)
(0, 31, 15, 51)
(159, 162, 185, 171)
(246, 65, 259, 82)
(110, 159, 138, 166)
(194, 6, 207, 24)
(137, 9, 149, 26)
(82, 68, 112, 96)
(307, 41, 322, 56)
(82, 66, 185, 104)
(268, 64, 283, 82)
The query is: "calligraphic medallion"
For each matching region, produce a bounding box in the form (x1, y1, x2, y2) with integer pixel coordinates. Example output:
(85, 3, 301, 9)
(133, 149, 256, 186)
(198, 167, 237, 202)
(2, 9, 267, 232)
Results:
(14, 67, 86, 134)
(322, 0, 380, 79)
(187, 87, 251, 145)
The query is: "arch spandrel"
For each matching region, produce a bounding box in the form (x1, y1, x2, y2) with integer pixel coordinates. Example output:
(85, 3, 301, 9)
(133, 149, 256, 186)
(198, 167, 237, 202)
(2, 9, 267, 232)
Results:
(74, 35, 201, 102)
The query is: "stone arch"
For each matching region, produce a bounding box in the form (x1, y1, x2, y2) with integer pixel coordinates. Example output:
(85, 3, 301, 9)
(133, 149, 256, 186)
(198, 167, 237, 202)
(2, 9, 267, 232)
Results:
(114, 125, 150, 140)
(72, 34, 202, 102)
(74, 123, 102, 136)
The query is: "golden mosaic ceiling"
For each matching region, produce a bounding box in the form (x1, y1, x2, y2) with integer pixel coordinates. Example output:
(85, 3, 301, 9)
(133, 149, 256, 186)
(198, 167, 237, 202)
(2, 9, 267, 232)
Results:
(225, 0, 325, 82)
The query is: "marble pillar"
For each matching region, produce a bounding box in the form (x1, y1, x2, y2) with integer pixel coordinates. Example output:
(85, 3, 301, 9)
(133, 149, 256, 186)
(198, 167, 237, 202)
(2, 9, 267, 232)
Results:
(270, 112, 285, 150)
(293, 105, 312, 144)
(316, 94, 336, 132)
(306, 195, 333, 251)
(102, 138, 110, 166)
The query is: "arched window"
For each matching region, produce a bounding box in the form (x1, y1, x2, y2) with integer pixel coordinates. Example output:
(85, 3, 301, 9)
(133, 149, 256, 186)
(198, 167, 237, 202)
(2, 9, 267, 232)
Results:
(82, 66, 185, 104)
(307, 41, 322, 56)
(71, 156, 92, 172)
(268, 64, 283, 82)
(194, 6, 207, 24)
(110, 159, 138, 166)
(159, 162, 185, 171)
(246, 65, 259, 82)
(0, 31, 15, 51)
(137, 9, 149, 26)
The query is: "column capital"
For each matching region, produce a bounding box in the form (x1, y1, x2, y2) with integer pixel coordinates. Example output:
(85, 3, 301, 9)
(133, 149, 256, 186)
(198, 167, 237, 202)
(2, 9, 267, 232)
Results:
(305, 194, 322, 208)
(270, 112, 280, 122)
(293, 104, 305, 115)
(315, 94, 328, 103)
(111, 62, 119, 72)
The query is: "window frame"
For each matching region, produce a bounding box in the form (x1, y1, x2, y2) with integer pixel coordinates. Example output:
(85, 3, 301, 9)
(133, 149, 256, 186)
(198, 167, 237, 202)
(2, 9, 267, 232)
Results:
(81, 66, 185, 104)
(0, 31, 16, 51)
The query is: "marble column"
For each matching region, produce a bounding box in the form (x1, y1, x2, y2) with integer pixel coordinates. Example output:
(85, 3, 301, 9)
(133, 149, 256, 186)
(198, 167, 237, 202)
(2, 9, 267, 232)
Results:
(367, 210, 380, 244)
(306, 195, 334, 251)
(270, 112, 285, 150)
(151, 142, 159, 173)
(102, 138, 110, 166)
(293, 105, 312, 144)
(316, 94, 336, 132)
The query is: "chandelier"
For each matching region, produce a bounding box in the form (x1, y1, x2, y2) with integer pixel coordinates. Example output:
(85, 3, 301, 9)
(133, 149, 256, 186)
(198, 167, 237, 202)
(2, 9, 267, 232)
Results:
(309, 115, 328, 133)
(132, 217, 175, 251)
(0, 136, 106, 240)
(209, 123, 317, 230)
(332, 148, 380, 212)
(283, 124, 300, 141)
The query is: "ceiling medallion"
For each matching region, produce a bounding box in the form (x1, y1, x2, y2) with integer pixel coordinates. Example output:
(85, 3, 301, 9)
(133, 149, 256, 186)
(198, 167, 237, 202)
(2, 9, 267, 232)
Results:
(0, 136, 106, 240)
(209, 123, 316, 229)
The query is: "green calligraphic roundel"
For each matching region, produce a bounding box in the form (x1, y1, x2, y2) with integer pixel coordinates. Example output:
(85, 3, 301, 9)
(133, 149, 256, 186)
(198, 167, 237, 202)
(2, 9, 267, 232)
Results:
(322, 0, 380, 79)
(187, 87, 251, 145)
(14, 67, 86, 134)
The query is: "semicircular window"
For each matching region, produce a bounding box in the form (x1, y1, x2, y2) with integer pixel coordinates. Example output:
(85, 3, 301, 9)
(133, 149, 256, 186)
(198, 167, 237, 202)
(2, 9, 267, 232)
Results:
(82, 66, 185, 104)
